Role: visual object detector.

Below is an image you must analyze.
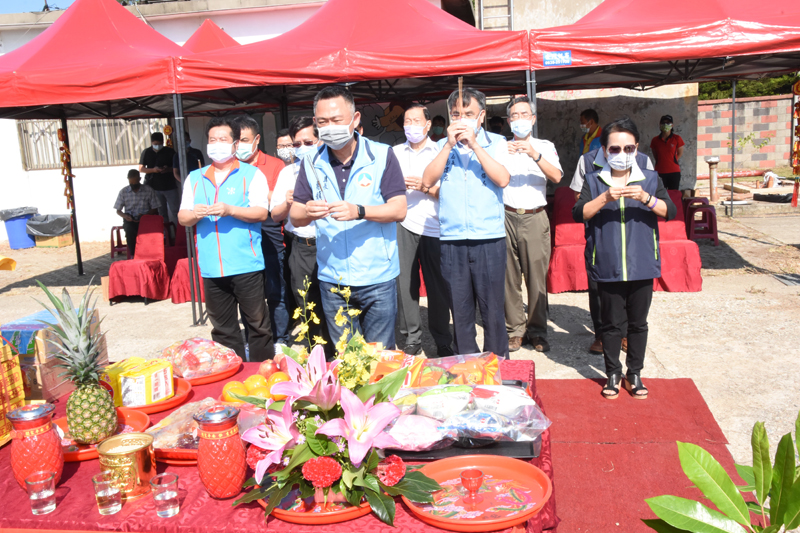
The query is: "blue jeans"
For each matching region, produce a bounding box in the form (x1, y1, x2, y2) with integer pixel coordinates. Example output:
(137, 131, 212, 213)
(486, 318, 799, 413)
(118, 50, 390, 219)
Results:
(263, 247, 292, 345)
(319, 279, 397, 350)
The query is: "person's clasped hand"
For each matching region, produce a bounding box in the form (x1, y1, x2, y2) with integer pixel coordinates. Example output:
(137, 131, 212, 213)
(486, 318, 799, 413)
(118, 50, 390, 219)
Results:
(306, 199, 331, 220)
(329, 201, 358, 221)
(604, 187, 625, 203)
(621, 185, 648, 203)
(123, 214, 134, 222)
(207, 202, 233, 217)
(405, 175, 423, 191)
(446, 122, 469, 148)
(508, 141, 537, 159)
(193, 204, 210, 219)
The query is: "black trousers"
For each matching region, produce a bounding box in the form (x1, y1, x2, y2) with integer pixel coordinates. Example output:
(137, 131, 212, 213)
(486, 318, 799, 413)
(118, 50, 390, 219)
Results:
(287, 234, 334, 358)
(204, 271, 273, 362)
(659, 172, 681, 191)
(441, 238, 508, 358)
(122, 220, 139, 259)
(597, 279, 653, 377)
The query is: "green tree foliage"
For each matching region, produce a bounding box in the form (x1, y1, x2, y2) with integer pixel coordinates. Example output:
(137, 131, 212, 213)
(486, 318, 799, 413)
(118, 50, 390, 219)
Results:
(699, 74, 798, 100)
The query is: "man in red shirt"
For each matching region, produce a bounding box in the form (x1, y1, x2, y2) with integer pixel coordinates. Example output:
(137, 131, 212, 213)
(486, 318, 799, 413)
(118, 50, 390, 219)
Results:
(649, 114, 685, 191)
(234, 115, 292, 355)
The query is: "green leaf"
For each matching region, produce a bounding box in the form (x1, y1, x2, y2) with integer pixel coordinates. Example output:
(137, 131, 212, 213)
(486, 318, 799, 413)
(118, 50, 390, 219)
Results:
(641, 518, 692, 532)
(379, 471, 440, 503)
(677, 442, 750, 526)
(752, 422, 772, 507)
(268, 400, 286, 412)
(233, 486, 271, 506)
(366, 450, 381, 473)
(364, 488, 396, 526)
(759, 525, 781, 533)
(346, 486, 364, 507)
(293, 400, 321, 412)
(242, 476, 259, 488)
(229, 391, 269, 409)
(355, 473, 381, 494)
(262, 479, 296, 517)
(745, 501, 768, 514)
(306, 431, 338, 456)
(770, 433, 796, 524)
(299, 481, 315, 499)
(783, 479, 800, 529)
(274, 443, 313, 480)
(399, 470, 443, 493)
(356, 367, 409, 404)
(342, 466, 362, 490)
(735, 464, 755, 487)
(645, 495, 747, 533)
(736, 485, 755, 493)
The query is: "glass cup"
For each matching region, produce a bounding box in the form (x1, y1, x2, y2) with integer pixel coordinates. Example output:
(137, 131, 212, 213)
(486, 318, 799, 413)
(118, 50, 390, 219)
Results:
(25, 471, 56, 515)
(92, 471, 122, 515)
(460, 468, 484, 506)
(150, 473, 180, 518)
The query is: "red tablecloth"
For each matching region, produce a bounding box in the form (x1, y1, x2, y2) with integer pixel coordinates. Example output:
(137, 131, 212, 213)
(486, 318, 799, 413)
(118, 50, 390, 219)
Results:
(0, 360, 558, 533)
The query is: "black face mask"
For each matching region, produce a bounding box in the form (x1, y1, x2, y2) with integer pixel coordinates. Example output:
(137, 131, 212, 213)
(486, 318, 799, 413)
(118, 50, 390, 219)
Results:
(131, 183, 141, 191)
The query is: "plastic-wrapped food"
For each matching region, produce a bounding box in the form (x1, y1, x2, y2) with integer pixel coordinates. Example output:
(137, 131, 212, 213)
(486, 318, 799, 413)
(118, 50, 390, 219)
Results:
(471, 385, 538, 418)
(392, 390, 417, 415)
(370, 351, 502, 388)
(146, 397, 267, 450)
(441, 405, 551, 443)
(415, 385, 472, 420)
(385, 415, 457, 452)
(161, 337, 241, 379)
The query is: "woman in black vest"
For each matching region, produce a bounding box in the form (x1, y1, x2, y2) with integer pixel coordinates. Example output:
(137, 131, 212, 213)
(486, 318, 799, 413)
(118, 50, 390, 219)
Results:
(572, 117, 676, 400)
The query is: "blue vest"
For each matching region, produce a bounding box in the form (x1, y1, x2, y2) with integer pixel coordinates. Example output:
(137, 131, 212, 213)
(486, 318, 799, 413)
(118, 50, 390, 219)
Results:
(187, 162, 264, 278)
(437, 129, 506, 240)
(302, 137, 399, 286)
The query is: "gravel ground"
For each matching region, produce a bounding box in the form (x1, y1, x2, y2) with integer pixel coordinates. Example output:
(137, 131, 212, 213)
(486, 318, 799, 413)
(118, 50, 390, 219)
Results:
(1, 214, 799, 464)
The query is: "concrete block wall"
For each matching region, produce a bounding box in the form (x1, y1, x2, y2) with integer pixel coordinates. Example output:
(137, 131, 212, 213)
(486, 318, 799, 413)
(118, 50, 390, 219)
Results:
(696, 95, 793, 173)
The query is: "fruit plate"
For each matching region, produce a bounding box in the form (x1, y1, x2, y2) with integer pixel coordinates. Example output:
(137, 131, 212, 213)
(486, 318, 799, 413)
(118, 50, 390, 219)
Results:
(54, 407, 151, 462)
(155, 447, 198, 465)
(185, 358, 243, 386)
(402, 455, 552, 532)
(126, 378, 192, 414)
(258, 489, 372, 524)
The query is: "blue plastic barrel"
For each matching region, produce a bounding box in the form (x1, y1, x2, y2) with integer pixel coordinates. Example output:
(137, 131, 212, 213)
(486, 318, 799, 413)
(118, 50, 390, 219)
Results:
(5, 214, 36, 249)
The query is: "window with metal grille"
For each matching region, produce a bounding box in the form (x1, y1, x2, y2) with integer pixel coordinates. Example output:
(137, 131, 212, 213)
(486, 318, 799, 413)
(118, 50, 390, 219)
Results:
(16, 118, 170, 171)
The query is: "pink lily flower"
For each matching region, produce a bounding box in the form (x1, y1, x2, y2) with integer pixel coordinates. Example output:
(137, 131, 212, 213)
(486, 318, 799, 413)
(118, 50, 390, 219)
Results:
(315, 388, 401, 467)
(271, 345, 341, 411)
(241, 400, 300, 483)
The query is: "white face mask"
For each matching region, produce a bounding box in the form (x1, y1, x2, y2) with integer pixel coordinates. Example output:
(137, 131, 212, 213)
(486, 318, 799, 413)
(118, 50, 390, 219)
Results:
(606, 150, 635, 171)
(235, 141, 256, 161)
(208, 142, 235, 164)
(404, 125, 427, 144)
(294, 144, 317, 159)
(460, 118, 479, 134)
(152, 143, 162, 152)
(277, 146, 295, 163)
(510, 119, 533, 139)
(580, 125, 590, 134)
(318, 118, 354, 151)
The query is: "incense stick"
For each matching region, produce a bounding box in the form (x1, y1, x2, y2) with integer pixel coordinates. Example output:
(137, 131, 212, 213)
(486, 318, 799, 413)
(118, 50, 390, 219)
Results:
(458, 77, 464, 119)
(306, 155, 328, 203)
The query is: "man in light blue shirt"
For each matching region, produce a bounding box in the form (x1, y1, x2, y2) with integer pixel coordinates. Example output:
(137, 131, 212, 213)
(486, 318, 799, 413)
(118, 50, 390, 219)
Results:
(423, 87, 511, 357)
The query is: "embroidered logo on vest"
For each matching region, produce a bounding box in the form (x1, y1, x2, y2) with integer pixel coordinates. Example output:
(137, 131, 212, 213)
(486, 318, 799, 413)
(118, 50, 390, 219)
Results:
(356, 172, 373, 188)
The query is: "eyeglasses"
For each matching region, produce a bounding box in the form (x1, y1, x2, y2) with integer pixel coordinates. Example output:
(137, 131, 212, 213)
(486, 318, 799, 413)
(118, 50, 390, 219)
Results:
(509, 112, 533, 120)
(607, 145, 637, 154)
(276, 143, 294, 149)
(292, 140, 316, 148)
(450, 111, 478, 120)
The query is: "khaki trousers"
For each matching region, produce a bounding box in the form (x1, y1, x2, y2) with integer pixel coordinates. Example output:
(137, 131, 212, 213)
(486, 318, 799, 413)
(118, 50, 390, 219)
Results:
(504, 209, 550, 339)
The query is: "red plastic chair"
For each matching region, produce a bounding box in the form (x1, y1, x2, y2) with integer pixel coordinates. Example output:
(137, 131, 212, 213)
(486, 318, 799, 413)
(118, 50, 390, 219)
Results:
(686, 204, 719, 246)
(107, 215, 170, 302)
(110, 226, 127, 259)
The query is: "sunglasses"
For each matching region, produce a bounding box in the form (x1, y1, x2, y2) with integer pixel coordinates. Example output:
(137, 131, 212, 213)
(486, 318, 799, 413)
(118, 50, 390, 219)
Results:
(607, 145, 637, 154)
(292, 140, 316, 148)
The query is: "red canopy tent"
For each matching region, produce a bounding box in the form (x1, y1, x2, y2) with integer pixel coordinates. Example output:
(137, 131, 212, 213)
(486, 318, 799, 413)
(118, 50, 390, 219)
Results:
(175, 0, 530, 103)
(0, 0, 182, 117)
(182, 19, 240, 54)
(529, 0, 800, 90)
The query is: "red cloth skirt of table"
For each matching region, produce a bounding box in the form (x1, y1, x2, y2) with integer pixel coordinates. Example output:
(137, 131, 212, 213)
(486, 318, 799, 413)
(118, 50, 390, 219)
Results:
(0, 360, 558, 533)
(170, 258, 206, 304)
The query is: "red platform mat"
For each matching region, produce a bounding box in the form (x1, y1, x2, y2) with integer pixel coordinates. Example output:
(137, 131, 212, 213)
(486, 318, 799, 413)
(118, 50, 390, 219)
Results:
(537, 378, 738, 532)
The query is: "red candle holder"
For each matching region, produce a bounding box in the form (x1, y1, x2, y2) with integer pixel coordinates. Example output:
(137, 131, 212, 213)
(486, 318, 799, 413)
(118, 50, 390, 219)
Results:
(193, 405, 246, 499)
(7, 404, 64, 490)
(460, 468, 484, 506)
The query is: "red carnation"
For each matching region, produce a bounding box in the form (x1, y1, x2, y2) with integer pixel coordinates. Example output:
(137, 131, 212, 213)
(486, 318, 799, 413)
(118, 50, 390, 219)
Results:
(246, 444, 281, 475)
(376, 455, 406, 487)
(302, 456, 343, 488)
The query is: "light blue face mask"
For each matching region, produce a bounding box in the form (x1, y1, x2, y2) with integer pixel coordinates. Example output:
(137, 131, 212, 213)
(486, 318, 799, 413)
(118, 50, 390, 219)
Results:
(460, 118, 479, 134)
(294, 144, 318, 159)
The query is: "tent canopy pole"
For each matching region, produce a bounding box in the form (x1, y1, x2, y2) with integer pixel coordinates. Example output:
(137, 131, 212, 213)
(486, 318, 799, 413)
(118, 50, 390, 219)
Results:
(60, 116, 83, 276)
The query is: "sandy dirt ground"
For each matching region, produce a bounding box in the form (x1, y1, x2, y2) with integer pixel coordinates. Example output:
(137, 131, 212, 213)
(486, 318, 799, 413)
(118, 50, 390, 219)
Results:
(1, 214, 799, 464)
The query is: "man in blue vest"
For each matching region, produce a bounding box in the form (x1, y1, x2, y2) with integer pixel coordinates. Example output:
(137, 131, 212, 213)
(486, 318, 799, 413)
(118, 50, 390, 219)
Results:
(178, 116, 274, 361)
(423, 87, 511, 358)
(290, 86, 407, 350)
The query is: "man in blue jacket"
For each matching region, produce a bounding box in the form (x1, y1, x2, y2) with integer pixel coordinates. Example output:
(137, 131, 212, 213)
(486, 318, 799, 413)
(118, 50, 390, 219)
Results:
(423, 87, 511, 358)
(290, 86, 407, 350)
(178, 116, 273, 361)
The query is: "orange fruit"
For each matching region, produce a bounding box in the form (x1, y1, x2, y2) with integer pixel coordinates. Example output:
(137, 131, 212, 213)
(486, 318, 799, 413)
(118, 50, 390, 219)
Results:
(244, 374, 269, 392)
(248, 386, 272, 400)
(222, 381, 247, 403)
(267, 372, 291, 401)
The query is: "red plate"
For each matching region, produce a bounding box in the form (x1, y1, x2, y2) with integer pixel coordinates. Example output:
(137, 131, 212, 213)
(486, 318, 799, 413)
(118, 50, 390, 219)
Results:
(158, 457, 198, 466)
(402, 455, 552, 532)
(258, 497, 372, 525)
(126, 378, 192, 414)
(155, 447, 198, 464)
(185, 359, 243, 386)
(54, 407, 151, 462)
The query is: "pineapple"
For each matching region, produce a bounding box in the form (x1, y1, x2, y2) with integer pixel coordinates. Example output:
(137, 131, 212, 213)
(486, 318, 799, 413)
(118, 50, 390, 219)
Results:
(37, 281, 117, 445)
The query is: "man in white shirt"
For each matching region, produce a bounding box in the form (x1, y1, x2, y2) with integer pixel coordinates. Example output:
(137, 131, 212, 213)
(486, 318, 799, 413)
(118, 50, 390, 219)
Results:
(270, 116, 333, 357)
(503, 97, 563, 353)
(393, 104, 453, 357)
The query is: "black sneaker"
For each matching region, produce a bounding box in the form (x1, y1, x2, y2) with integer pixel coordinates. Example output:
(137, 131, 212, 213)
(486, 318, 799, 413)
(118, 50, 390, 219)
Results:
(403, 343, 422, 356)
(436, 344, 455, 357)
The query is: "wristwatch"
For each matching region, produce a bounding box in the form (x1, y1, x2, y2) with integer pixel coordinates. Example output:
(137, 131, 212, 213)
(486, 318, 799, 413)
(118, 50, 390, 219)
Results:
(533, 153, 543, 163)
(357, 204, 366, 220)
